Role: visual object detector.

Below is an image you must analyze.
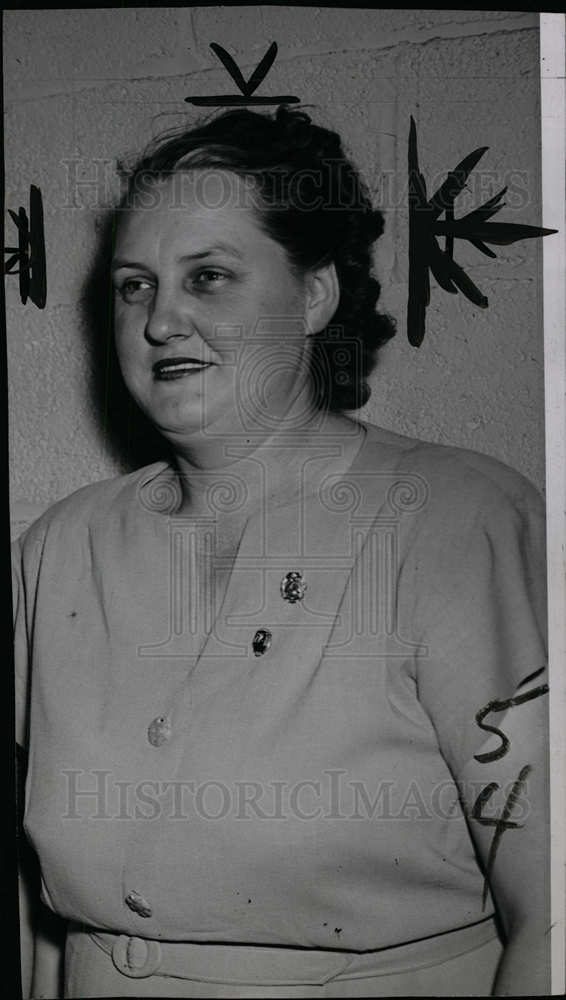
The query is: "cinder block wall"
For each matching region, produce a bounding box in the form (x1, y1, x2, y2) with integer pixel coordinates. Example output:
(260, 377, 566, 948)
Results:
(4, 8, 544, 535)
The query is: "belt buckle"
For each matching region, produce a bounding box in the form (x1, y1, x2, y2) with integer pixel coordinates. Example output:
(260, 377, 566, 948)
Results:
(111, 934, 162, 978)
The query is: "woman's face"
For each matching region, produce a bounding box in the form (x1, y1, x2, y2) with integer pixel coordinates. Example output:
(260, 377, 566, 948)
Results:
(112, 171, 314, 449)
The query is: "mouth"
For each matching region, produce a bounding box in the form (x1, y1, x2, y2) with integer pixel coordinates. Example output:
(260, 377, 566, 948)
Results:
(152, 357, 214, 380)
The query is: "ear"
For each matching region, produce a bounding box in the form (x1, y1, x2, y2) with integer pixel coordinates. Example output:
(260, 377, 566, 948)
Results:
(304, 262, 340, 335)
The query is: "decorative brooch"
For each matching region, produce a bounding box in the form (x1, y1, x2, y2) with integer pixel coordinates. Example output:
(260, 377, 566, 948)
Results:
(407, 116, 557, 347)
(280, 571, 307, 604)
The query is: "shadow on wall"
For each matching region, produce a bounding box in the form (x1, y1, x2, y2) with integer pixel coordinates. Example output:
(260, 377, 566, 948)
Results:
(79, 211, 174, 472)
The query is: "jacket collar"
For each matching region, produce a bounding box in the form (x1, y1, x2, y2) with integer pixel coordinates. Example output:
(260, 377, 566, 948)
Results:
(181, 420, 419, 692)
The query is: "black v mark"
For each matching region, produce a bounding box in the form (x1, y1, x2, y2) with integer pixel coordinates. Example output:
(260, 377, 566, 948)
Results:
(209, 42, 278, 97)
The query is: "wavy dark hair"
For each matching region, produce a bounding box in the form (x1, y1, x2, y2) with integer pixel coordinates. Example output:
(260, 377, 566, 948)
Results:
(117, 104, 395, 413)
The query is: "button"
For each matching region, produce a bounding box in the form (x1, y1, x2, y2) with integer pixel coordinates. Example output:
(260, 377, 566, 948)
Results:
(124, 890, 153, 918)
(252, 628, 272, 656)
(280, 570, 307, 603)
(112, 935, 162, 978)
(148, 715, 172, 747)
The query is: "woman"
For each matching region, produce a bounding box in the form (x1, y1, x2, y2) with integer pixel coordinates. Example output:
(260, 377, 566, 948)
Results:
(13, 105, 549, 997)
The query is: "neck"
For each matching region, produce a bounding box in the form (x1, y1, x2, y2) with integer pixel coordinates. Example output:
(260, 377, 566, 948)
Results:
(169, 408, 365, 518)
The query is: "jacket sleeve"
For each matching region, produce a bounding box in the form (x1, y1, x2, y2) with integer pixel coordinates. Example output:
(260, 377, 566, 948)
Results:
(13, 527, 67, 998)
(408, 470, 548, 778)
(12, 534, 30, 752)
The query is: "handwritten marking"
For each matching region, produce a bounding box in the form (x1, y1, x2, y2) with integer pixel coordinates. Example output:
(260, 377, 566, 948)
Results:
(470, 673, 548, 908)
(472, 765, 532, 908)
(186, 96, 300, 106)
(209, 41, 277, 97)
(474, 682, 549, 764)
(516, 666, 547, 689)
(4, 185, 46, 308)
(185, 42, 299, 107)
(472, 667, 549, 910)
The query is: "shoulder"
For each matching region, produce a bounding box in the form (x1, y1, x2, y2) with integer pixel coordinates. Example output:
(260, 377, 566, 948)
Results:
(358, 419, 544, 527)
(14, 461, 171, 561)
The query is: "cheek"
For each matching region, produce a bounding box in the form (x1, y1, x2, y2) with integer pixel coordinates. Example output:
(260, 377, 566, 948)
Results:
(114, 335, 147, 397)
(248, 279, 307, 345)
(113, 327, 131, 370)
(114, 308, 143, 360)
(265, 274, 305, 313)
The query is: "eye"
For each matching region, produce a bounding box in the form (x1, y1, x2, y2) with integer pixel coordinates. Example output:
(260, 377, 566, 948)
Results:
(193, 268, 229, 290)
(115, 278, 155, 304)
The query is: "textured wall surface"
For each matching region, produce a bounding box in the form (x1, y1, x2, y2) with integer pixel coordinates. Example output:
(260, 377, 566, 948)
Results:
(4, 8, 545, 534)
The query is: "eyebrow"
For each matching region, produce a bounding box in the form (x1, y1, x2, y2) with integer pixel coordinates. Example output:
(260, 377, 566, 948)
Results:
(111, 243, 244, 271)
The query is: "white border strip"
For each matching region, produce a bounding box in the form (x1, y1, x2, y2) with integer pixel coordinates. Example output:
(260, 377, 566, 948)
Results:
(540, 13, 566, 996)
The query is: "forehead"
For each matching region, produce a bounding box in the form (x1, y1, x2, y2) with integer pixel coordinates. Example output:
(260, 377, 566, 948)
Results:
(116, 169, 264, 247)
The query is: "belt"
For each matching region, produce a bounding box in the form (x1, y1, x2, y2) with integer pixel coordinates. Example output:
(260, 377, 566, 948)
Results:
(85, 918, 500, 986)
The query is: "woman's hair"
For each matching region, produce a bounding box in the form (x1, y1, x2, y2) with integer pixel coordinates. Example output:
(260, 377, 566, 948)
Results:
(117, 105, 395, 412)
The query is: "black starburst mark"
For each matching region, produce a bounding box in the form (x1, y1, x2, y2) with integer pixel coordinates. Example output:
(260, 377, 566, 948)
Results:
(407, 116, 557, 348)
(4, 184, 46, 309)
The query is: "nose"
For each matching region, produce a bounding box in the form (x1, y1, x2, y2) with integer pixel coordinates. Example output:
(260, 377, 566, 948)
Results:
(144, 288, 194, 345)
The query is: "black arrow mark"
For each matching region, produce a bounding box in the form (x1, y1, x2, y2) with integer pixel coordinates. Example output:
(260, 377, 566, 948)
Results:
(185, 41, 299, 107)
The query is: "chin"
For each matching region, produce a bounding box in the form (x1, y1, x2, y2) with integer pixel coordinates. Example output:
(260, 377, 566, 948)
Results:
(155, 404, 229, 442)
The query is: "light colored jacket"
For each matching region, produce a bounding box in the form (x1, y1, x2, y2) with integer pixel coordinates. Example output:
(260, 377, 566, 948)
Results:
(13, 419, 547, 962)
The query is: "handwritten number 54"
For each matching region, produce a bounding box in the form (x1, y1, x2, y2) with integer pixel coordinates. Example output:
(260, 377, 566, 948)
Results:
(470, 675, 548, 908)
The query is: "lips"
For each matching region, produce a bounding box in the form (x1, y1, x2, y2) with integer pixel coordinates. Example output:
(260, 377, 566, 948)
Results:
(152, 356, 214, 380)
